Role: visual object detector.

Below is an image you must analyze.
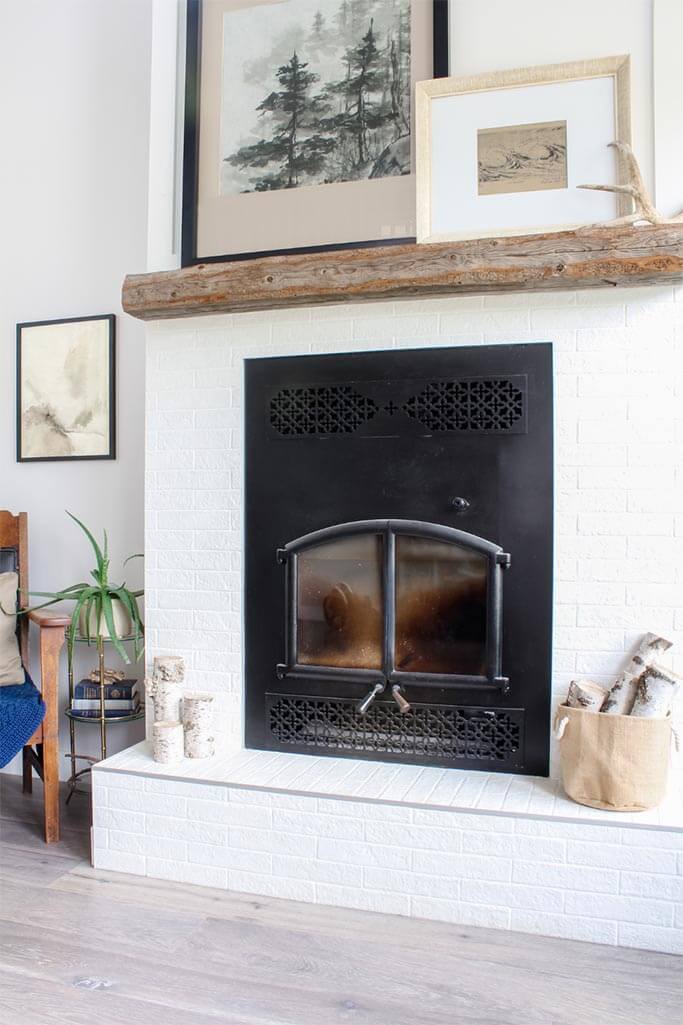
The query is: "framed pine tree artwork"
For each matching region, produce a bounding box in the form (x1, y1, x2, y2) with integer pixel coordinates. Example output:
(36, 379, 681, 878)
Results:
(182, 0, 449, 265)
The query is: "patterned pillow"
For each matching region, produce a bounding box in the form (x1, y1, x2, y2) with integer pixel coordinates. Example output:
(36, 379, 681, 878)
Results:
(0, 572, 24, 686)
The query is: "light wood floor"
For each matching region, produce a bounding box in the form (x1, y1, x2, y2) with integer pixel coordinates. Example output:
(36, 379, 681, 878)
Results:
(0, 775, 680, 1025)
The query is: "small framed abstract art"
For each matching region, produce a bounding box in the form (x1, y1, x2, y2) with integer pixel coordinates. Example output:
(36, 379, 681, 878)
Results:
(416, 55, 632, 243)
(16, 315, 116, 462)
(182, 0, 450, 265)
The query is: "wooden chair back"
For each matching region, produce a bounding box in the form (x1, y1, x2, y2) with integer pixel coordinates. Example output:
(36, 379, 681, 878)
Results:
(0, 511, 29, 669)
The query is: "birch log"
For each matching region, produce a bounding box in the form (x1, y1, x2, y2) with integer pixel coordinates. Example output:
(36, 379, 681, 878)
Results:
(152, 720, 184, 764)
(602, 633, 673, 714)
(147, 675, 182, 723)
(630, 663, 681, 718)
(183, 693, 215, 758)
(153, 655, 185, 683)
(567, 679, 608, 711)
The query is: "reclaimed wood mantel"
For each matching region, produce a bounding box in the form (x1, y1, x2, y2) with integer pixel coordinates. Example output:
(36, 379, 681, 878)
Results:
(122, 224, 683, 320)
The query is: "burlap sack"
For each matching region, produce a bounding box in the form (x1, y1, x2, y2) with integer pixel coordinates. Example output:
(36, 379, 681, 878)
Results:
(555, 703, 671, 812)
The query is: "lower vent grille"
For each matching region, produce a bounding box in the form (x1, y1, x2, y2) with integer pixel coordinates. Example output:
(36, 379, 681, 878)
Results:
(267, 695, 523, 767)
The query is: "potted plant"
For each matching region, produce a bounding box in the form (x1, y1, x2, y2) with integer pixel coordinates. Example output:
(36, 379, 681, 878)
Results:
(22, 512, 144, 664)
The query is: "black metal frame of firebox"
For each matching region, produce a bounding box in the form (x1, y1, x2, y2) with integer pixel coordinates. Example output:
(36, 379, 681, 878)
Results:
(276, 519, 511, 696)
(244, 343, 554, 776)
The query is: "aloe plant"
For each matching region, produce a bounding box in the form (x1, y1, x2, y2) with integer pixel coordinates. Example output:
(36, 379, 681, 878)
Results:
(20, 512, 144, 664)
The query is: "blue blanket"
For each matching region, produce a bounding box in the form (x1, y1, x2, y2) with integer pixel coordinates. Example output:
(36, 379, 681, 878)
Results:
(0, 674, 45, 768)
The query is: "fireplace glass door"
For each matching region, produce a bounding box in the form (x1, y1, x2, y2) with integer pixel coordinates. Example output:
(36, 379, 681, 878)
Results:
(278, 520, 509, 692)
(395, 536, 488, 677)
(297, 533, 384, 670)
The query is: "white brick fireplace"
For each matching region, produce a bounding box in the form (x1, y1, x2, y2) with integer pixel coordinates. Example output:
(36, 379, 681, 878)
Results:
(92, 285, 683, 953)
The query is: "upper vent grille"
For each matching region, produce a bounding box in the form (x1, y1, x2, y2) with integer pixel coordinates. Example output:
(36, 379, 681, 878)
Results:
(269, 376, 526, 436)
(403, 378, 525, 433)
(270, 386, 377, 436)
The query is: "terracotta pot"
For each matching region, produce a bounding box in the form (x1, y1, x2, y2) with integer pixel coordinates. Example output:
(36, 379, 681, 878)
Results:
(78, 597, 133, 640)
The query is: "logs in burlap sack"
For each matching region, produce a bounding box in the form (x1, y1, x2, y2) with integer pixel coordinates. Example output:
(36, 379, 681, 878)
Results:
(558, 632, 679, 811)
(555, 704, 672, 811)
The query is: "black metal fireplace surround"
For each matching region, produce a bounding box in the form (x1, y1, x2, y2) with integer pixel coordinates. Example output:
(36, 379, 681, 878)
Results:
(245, 343, 553, 776)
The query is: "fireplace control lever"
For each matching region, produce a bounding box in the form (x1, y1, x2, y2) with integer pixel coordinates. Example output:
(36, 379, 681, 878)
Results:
(391, 685, 411, 714)
(356, 683, 384, 716)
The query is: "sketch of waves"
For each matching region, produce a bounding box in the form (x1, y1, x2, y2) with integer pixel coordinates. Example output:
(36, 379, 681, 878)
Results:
(478, 143, 567, 188)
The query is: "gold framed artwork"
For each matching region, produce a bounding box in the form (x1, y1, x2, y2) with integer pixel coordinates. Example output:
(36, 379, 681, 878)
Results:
(415, 55, 632, 243)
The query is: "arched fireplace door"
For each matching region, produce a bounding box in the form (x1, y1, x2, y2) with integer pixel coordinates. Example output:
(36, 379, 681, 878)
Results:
(276, 520, 510, 712)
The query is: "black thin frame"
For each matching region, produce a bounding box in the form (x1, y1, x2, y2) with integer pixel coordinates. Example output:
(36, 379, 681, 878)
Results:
(276, 518, 510, 694)
(16, 314, 116, 463)
(181, 0, 450, 267)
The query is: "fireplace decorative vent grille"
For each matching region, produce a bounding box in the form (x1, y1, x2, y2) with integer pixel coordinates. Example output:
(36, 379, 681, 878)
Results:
(269, 385, 377, 436)
(269, 377, 526, 436)
(267, 695, 523, 767)
(403, 378, 525, 433)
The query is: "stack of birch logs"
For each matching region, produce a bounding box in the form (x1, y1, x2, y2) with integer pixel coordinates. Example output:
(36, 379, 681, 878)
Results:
(566, 633, 680, 717)
(148, 656, 215, 764)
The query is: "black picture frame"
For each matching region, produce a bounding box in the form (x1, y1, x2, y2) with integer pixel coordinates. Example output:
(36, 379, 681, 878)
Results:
(16, 314, 116, 463)
(181, 0, 450, 267)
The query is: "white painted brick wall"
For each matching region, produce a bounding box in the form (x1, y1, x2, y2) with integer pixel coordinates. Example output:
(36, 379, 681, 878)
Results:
(144, 286, 683, 773)
(92, 768, 683, 954)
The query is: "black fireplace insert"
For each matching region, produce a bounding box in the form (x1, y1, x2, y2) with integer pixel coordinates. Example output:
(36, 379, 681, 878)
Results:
(244, 343, 553, 775)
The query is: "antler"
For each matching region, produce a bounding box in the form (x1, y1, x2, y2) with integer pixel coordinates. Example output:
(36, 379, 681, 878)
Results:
(578, 141, 683, 227)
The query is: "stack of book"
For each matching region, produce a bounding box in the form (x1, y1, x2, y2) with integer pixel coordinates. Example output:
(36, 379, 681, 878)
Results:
(71, 679, 141, 718)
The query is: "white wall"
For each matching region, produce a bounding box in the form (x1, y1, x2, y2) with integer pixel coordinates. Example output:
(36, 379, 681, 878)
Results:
(0, 0, 153, 776)
(450, 0, 683, 216)
(450, 0, 654, 186)
(653, 0, 683, 215)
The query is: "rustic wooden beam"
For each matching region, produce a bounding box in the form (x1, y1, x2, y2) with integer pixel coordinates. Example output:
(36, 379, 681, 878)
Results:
(122, 225, 683, 321)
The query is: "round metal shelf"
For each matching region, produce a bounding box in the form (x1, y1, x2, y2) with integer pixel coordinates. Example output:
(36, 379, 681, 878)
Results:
(66, 708, 145, 725)
(65, 630, 144, 803)
(66, 633, 140, 644)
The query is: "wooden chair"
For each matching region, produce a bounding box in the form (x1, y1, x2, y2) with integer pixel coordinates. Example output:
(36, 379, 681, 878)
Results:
(0, 511, 71, 842)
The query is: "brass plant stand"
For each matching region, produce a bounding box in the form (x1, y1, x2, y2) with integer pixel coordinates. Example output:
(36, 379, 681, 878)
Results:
(65, 631, 143, 802)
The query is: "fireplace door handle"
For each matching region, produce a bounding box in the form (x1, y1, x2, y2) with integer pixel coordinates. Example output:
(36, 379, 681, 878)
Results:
(356, 683, 384, 716)
(391, 685, 411, 714)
